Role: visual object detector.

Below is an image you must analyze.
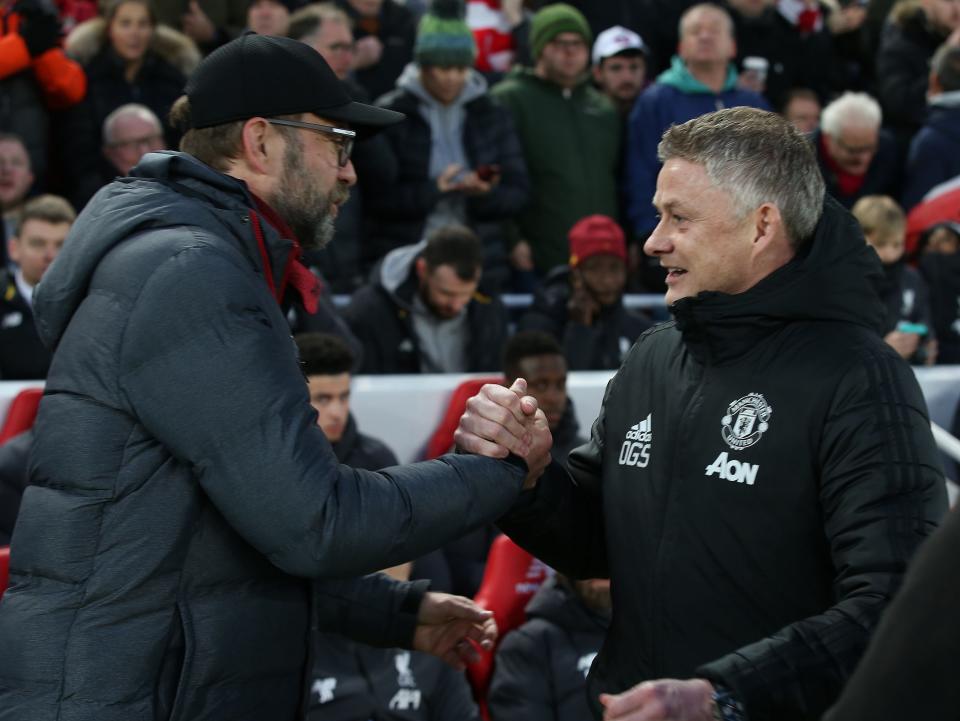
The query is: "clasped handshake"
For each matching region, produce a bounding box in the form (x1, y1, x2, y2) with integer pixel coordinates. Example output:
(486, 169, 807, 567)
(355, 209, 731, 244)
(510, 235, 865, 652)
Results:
(454, 378, 555, 489)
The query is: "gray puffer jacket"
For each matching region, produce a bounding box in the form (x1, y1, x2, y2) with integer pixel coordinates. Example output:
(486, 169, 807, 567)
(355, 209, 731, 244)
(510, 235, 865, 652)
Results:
(0, 151, 526, 721)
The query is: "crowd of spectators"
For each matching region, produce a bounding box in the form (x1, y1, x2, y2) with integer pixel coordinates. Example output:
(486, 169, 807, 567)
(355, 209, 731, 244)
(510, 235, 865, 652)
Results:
(3, 0, 960, 717)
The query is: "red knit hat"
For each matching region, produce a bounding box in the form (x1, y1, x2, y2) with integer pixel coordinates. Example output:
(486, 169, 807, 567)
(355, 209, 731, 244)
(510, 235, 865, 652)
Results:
(568, 215, 627, 267)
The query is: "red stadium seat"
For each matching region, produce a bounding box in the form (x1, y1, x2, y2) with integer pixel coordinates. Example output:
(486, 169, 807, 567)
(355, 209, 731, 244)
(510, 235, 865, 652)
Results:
(0, 387, 43, 445)
(0, 546, 10, 600)
(468, 535, 552, 718)
(422, 376, 503, 459)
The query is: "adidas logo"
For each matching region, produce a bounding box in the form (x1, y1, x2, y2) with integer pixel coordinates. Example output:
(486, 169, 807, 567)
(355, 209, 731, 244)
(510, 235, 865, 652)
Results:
(619, 413, 652, 468)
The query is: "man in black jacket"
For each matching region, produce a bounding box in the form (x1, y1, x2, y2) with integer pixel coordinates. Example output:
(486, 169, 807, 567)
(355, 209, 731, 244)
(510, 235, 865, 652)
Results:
(456, 107, 946, 721)
(0, 35, 550, 721)
(345, 224, 508, 374)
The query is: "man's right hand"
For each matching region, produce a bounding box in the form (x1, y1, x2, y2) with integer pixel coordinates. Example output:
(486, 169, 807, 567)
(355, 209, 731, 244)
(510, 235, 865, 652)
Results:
(454, 379, 553, 489)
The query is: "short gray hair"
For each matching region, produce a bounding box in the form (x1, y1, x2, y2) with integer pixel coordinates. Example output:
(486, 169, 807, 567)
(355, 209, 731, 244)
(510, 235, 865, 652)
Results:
(679, 3, 734, 38)
(102, 103, 162, 144)
(820, 92, 882, 136)
(657, 106, 825, 248)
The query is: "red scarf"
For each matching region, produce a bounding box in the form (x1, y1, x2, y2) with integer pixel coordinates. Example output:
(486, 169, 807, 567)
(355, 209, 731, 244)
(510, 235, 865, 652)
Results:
(819, 134, 866, 198)
(248, 193, 321, 314)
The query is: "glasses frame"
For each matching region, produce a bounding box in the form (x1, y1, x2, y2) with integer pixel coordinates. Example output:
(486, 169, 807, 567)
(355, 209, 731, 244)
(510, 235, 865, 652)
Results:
(266, 118, 356, 168)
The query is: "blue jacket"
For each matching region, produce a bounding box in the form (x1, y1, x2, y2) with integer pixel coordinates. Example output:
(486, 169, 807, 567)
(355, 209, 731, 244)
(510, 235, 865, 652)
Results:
(903, 94, 960, 211)
(625, 58, 769, 236)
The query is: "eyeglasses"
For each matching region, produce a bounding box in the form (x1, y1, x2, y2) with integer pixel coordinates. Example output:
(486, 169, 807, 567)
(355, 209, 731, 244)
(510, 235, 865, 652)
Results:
(834, 137, 877, 157)
(106, 133, 163, 151)
(266, 118, 356, 168)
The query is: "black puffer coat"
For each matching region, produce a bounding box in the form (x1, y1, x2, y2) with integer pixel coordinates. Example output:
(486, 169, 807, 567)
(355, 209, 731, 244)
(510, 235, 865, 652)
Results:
(0, 151, 527, 721)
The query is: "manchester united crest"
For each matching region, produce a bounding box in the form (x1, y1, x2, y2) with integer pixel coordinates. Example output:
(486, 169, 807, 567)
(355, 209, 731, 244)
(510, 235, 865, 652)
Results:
(721, 393, 773, 450)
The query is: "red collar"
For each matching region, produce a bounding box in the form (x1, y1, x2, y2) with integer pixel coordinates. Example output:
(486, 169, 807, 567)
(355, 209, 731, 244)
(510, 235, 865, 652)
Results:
(819, 134, 866, 198)
(248, 193, 321, 314)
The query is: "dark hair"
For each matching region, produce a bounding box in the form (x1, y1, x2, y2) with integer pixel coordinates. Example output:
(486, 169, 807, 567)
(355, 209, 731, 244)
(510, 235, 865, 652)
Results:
(295, 332, 355, 376)
(779, 87, 819, 113)
(502, 330, 563, 379)
(103, 0, 158, 27)
(422, 224, 483, 280)
(932, 44, 960, 93)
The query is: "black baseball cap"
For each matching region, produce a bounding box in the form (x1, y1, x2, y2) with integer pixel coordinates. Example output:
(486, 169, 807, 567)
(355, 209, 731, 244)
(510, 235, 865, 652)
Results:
(185, 33, 404, 137)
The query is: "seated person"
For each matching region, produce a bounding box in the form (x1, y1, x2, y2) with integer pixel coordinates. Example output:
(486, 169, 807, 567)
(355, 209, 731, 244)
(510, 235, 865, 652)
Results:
(295, 332, 397, 468)
(487, 574, 611, 721)
(344, 224, 508, 374)
(306, 561, 481, 721)
(519, 214, 652, 370)
(503, 330, 587, 465)
(0, 194, 75, 379)
(852, 195, 936, 365)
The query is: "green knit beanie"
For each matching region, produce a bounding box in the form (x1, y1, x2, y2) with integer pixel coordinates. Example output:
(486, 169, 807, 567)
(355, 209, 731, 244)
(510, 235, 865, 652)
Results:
(415, 0, 477, 67)
(530, 3, 592, 60)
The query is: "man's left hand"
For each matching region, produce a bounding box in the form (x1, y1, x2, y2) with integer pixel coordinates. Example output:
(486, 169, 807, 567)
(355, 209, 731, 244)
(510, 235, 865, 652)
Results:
(412, 592, 497, 671)
(600, 678, 715, 721)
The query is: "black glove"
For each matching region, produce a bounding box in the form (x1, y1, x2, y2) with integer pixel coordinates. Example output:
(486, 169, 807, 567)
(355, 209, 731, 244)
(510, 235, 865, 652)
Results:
(13, 0, 61, 57)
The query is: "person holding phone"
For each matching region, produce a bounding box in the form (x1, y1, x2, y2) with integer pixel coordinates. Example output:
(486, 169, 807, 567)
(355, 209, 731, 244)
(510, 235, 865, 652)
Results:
(367, 0, 529, 292)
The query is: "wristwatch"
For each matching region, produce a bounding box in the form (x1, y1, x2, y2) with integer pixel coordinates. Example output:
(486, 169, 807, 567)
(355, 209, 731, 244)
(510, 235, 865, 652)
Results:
(712, 685, 747, 721)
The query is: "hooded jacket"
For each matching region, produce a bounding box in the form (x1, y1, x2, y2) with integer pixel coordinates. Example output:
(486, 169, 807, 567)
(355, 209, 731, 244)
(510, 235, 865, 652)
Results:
(343, 240, 508, 374)
(903, 91, 960, 211)
(518, 265, 653, 371)
(625, 59, 769, 236)
(0, 151, 527, 721)
(490, 67, 620, 274)
(369, 65, 530, 290)
(919, 250, 960, 363)
(488, 576, 610, 721)
(499, 196, 947, 720)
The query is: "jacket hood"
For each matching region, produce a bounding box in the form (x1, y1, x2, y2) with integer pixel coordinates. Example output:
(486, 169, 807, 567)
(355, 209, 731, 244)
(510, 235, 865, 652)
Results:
(34, 151, 286, 349)
(671, 194, 885, 364)
(376, 239, 425, 307)
(657, 55, 738, 94)
(66, 18, 201, 75)
(396, 63, 489, 108)
(525, 576, 610, 632)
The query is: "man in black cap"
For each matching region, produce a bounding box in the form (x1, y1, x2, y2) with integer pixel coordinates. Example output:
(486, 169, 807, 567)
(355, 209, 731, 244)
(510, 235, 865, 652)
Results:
(0, 33, 551, 721)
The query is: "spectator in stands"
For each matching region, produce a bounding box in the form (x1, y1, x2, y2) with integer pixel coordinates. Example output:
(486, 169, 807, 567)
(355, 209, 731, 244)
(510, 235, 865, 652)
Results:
(0, 134, 35, 250)
(153, 0, 247, 54)
(64, 0, 199, 208)
(488, 574, 610, 721)
(781, 86, 821, 133)
(918, 222, 960, 363)
(0, 35, 544, 720)
(519, 214, 652, 371)
(853, 195, 937, 365)
(369, 0, 529, 291)
(247, 0, 296, 36)
(345, 224, 508, 373)
(335, 0, 416, 99)
(876, 0, 960, 143)
(289, 2, 396, 293)
(101, 103, 165, 177)
(0, 194, 74, 379)
(0, 428, 30, 545)
(919, 220, 960, 256)
(458, 107, 946, 721)
(903, 43, 960, 210)
(465, 0, 529, 78)
(726, 0, 840, 110)
(591, 25, 648, 117)
(307, 562, 481, 721)
(625, 3, 769, 240)
(814, 91, 900, 208)
(491, 4, 620, 277)
(503, 330, 586, 465)
(0, 0, 86, 182)
(295, 332, 398, 468)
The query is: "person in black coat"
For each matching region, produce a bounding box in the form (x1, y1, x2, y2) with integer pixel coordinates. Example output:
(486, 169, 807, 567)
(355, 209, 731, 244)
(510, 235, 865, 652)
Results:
(519, 215, 652, 371)
(335, 0, 416, 100)
(62, 0, 198, 208)
(488, 575, 610, 721)
(876, 0, 960, 144)
(903, 44, 960, 211)
(344, 225, 508, 374)
(369, 0, 529, 291)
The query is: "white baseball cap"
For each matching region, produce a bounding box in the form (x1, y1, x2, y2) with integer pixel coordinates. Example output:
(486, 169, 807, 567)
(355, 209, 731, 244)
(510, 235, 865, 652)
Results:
(592, 25, 648, 66)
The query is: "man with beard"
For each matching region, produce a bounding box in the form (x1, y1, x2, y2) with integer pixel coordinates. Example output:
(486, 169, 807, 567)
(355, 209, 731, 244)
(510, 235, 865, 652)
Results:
(591, 25, 648, 118)
(344, 223, 508, 373)
(0, 34, 552, 721)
